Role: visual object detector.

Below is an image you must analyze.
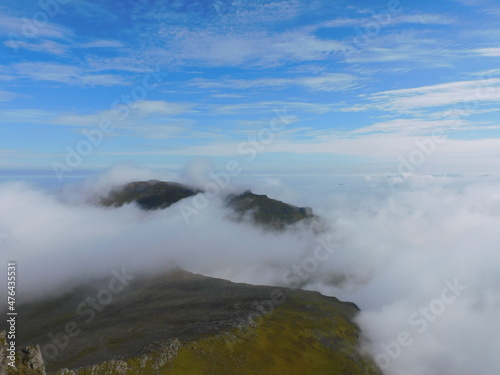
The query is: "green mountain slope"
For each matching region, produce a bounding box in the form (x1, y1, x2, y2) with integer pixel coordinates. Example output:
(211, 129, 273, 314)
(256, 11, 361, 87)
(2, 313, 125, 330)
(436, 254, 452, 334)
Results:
(100, 180, 200, 210)
(226, 190, 314, 230)
(100, 180, 316, 230)
(2, 270, 380, 375)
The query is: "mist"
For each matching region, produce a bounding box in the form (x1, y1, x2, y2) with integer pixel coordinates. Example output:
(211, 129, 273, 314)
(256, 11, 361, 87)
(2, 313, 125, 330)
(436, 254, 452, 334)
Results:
(1, 164, 500, 375)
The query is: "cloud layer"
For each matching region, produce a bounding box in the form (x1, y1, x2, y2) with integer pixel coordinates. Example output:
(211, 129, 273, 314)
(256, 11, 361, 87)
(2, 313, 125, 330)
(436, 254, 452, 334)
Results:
(1, 166, 500, 374)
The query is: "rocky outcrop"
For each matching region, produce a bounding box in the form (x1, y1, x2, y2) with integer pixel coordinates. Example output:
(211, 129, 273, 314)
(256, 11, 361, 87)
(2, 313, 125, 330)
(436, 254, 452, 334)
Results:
(53, 338, 181, 375)
(55, 360, 129, 375)
(0, 331, 6, 375)
(0, 331, 46, 375)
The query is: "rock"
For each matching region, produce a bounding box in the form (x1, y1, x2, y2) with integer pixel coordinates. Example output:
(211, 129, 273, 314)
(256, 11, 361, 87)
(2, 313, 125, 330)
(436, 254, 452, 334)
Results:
(0, 331, 7, 375)
(19, 345, 46, 374)
(55, 360, 129, 375)
(0, 331, 47, 375)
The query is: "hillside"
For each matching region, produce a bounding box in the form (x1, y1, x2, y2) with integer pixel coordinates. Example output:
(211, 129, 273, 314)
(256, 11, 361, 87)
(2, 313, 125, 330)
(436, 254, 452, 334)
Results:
(1, 270, 380, 375)
(100, 180, 200, 210)
(226, 190, 314, 230)
(100, 180, 316, 230)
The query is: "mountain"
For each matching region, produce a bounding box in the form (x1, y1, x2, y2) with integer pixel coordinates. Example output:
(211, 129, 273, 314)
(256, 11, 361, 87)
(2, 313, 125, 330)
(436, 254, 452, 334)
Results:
(100, 180, 200, 210)
(0, 182, 380, 374)
(100, 180, 316, 230)
(226, 190, 314, 230)
(1, 270, 380, 375)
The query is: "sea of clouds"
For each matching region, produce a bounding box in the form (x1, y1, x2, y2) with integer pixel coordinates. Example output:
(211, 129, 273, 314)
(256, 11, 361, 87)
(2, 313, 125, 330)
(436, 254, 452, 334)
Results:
(1, 163, 499, 375)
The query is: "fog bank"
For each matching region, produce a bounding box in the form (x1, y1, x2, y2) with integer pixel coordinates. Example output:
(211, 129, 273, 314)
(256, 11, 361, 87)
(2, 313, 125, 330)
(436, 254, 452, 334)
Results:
(1, 166, 499, 375)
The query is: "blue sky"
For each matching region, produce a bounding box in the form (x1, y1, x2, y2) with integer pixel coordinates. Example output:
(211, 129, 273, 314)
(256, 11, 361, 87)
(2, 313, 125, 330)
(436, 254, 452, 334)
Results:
(1, 0, 500, 180)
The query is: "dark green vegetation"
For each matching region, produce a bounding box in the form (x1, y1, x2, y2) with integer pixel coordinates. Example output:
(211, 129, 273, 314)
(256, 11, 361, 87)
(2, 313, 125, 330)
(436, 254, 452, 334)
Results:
(100, 180, 316, 230)
(100, 180, 200, 210)
(226, 190, 314, 230)
(2, 270, 380, 375)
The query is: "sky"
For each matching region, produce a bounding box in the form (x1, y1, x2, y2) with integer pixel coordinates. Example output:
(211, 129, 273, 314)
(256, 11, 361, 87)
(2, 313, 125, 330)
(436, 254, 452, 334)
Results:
(2, 168, 500, 375)
(1, 0, 500, 181)
(2, 2, 500, 374)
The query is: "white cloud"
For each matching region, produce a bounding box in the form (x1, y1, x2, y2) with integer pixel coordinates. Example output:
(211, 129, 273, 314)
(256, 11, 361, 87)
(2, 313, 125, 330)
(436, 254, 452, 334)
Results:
(134, 122, 193, 140)
(85, 56, 158, 73)
(0, 14, 72, 39)
(81, 39, 124, 48)
(12, 62, 128, 86)
(362, 79, 500, 113)
(53, 100, 192, 128)
(451, 0, 495, 5)
(352, 118, 470, 135)
(4, 39, 68, 54)
(328, 176, 500, 375)
(0, 90, 23, 102)
(189, 73, 358, 92)
(213, 100, 334, 115)
(475, 47, 500, 57)
(134, 100, 192, 116)
(0, 109, 56, 124)
(394, 14, 455, 24)
(113, 130, 500, 162)
(2, 169, 500, 375)
(157, 26, 345, 67)
(480, 6, 500, 15)
(325, 13, 454, 28)
(53, 110, 122, 128)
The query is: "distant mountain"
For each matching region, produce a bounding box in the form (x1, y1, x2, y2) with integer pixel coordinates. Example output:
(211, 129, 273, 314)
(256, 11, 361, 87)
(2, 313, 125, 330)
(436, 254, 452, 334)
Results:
(226, 190, 314, 230)
(100, 180, 200, 210)
(100, 180, 316, 230)
(2, 270, 380, 375)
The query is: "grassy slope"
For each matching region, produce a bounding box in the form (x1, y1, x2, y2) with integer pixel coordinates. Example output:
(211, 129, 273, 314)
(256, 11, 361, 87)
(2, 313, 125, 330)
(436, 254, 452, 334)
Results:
(4, 271, 380, 375)
(163, 293, 379, 375)
(55, 291, 380, 375)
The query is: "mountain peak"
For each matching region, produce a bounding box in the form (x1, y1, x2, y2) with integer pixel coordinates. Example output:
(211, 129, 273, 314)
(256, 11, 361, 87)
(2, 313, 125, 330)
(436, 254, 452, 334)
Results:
(100, 180, 317, 231)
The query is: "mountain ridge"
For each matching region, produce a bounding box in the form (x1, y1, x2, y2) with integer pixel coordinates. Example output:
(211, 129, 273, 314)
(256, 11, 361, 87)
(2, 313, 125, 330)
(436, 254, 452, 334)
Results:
(100, 180, 317, 230)
(1, 269, 380, 375)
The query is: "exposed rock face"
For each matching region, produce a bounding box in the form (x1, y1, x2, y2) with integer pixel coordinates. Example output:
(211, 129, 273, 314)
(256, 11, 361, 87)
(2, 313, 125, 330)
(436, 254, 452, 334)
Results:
(53, 339, 181, 374)
(19, 345, 46, 374)
(0, 331, 6, 375)
(55, 360, 129, 375)
(0, 331, 46, 375)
